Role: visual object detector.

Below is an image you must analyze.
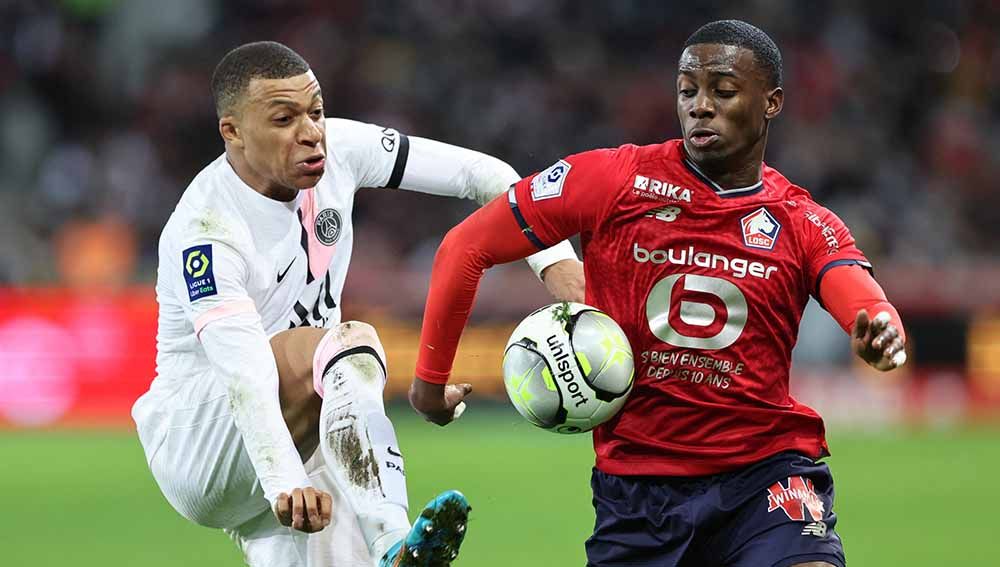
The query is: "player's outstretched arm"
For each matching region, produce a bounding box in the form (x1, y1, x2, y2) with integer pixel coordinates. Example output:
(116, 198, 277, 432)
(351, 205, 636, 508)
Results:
(410, 195, 544, 425)
(380, 129, 583, 301)
(818, 264, 907, 371)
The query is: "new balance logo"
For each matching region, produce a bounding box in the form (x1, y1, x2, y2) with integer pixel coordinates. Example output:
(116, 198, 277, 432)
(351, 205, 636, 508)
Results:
(633, 175, 692, 202)
(801, 521, 828, 537)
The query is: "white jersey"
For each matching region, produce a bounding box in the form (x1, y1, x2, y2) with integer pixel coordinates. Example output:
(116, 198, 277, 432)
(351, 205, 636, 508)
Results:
(139, 118, 577, 506)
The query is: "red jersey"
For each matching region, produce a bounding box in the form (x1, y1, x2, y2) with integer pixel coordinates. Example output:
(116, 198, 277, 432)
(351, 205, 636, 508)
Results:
(508, 140, 871, 476)
(414, 138, 891, 477)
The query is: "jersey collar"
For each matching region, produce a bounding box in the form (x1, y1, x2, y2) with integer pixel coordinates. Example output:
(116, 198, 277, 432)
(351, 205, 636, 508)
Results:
(680, 150, 765, 199)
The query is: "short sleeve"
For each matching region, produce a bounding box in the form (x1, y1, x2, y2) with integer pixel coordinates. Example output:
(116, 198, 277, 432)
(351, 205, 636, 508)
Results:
(800, 203, 872, 296)
(326, 118, 410, 189)
(510, 147, 634, 248)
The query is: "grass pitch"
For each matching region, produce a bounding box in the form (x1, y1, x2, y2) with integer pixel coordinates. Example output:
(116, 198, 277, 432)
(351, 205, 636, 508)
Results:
(1, 406, 996, 566)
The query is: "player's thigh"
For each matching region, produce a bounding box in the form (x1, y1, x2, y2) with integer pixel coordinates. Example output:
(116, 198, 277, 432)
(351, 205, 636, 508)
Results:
(585, 468, 693, 567)
(147, 376, 269, 529)
(720, 457, 845, 567)
(227, 507, 309, 567)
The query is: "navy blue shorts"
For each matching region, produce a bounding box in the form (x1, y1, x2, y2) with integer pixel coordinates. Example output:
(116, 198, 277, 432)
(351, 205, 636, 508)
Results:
(586, 452, 846, 567)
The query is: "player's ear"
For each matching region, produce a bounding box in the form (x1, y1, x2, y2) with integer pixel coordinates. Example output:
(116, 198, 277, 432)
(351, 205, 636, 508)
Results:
(764, 87, 783, 121)
(219, 115, 243, 149)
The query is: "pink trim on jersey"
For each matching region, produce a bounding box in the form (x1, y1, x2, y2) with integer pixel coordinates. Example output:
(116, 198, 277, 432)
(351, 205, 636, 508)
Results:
(299, 189, 337, 281)
(194, 299, 256, 338)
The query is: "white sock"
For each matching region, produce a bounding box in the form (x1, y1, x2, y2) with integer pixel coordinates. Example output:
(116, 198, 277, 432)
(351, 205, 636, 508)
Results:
(315, 343, 410, 563)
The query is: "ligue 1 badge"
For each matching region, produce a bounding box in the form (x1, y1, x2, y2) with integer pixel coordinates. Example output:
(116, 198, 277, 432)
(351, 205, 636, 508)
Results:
(315, 208, 342, 246)
(740, 207, 781, 251)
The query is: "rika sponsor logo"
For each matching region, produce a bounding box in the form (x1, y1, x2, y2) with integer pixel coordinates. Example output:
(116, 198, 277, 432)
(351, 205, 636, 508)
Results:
(766, 476, 825, 522)
(531, 160, 571, 201)
(633, 175, 692, 203)
(740, 207, 781, 251)
(315, 208, 342, 246)
(632, 243, 778, 280)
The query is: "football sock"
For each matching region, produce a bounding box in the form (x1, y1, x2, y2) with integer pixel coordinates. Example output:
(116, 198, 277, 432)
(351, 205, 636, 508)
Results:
(315, 340, 410, 563)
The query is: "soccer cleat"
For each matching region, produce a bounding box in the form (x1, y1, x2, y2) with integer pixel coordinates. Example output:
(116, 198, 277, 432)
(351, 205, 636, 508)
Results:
(379, 490, 471, 567)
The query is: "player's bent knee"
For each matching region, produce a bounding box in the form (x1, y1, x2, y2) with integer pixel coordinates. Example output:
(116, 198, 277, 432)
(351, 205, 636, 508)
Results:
(335, 320, 387, 362)
(312, 321, 388, 397)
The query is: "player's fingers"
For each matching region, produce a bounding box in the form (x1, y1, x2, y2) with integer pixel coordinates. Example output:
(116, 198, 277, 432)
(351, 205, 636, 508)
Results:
(884, 337, 905, 360)
(871, 311, 891, 336)
(458, 383, 473, 396)
(891, 348, 907, 369)
(320, 491, 333, 527)
(852, 310, 869, 340)
(303, 487, 321, 531)
(291, 488, 304, 531)
(872, 325, 899, 350)
(275, 492, 291, 526)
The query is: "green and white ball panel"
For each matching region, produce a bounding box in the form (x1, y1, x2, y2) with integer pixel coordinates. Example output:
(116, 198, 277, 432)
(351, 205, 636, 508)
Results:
(502, 344, 561, 428)
(570, 311, 635, 397)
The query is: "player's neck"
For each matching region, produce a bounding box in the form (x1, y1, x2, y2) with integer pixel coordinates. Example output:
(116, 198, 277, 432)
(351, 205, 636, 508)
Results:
(687, 137, 767, 191)
(698, 158, 763, 190)
(225, 148, 298, 202)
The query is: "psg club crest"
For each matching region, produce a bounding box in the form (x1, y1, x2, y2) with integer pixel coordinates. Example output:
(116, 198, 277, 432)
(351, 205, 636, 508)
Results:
(740, 207, 781, 251)
(315, 208, 342, 246)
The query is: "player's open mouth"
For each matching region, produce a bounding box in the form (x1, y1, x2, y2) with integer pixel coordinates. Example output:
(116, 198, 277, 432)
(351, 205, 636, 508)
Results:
(688, 129, 720, 148)
(298, 155, 325, 174)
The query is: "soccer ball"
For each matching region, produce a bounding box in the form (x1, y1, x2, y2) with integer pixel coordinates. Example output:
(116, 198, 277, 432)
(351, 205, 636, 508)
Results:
(502, 302, 634, 434)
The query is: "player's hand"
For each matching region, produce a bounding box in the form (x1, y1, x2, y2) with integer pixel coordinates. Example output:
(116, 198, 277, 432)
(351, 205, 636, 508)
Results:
(852, 310, 907, 371)
(409, 378, 472, 426)
(541, 259, 585, 304)
(273, 487, 332, 533)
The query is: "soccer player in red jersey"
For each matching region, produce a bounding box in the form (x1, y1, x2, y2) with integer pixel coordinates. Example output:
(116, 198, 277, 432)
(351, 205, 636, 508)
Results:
(409, 20, 906, 567)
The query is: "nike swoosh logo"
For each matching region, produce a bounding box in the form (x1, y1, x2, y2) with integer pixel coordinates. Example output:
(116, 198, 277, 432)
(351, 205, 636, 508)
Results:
(387, 447, 402, 457)
(276, 258, 295, 283)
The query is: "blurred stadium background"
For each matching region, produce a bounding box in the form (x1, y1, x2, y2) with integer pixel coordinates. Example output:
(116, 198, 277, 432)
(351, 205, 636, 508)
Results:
(1, 0, 998, 565)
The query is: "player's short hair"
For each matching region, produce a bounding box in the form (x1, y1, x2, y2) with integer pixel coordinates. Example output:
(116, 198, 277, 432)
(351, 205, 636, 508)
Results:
(211, 41, 311, 118)
(683, 20, 782, 88)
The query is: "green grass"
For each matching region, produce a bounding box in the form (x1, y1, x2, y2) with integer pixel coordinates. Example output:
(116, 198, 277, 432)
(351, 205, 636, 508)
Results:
(1, 406, 997, 566)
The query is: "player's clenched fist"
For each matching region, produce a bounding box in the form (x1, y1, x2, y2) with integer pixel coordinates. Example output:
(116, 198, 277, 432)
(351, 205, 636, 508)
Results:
(273, 487, 332, 533)
(409, 379, 472, 426)
(852, 310, 907, 371)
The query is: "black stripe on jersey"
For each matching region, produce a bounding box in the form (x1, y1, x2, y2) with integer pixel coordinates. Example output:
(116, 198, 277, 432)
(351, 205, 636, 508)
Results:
(507, 186, 547, 250)
(297, 209, 315, 284)
(385, 133, 410, 189)
(322, 345, 387, 379)
(682, 156, 764, 198)
(814, 258, 875, 299)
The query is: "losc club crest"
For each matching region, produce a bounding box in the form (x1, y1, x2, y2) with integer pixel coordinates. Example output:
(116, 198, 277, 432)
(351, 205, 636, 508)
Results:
(315, 208, 342, 246)
(740, 207, 781, 251)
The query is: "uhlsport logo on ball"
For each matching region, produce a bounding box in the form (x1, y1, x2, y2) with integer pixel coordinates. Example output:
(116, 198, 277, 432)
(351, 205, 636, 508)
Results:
(502, 302, 635, 434)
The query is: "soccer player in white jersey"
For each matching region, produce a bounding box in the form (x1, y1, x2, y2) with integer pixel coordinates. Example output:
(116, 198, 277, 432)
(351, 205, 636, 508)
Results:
(131, 41, 583, 567)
